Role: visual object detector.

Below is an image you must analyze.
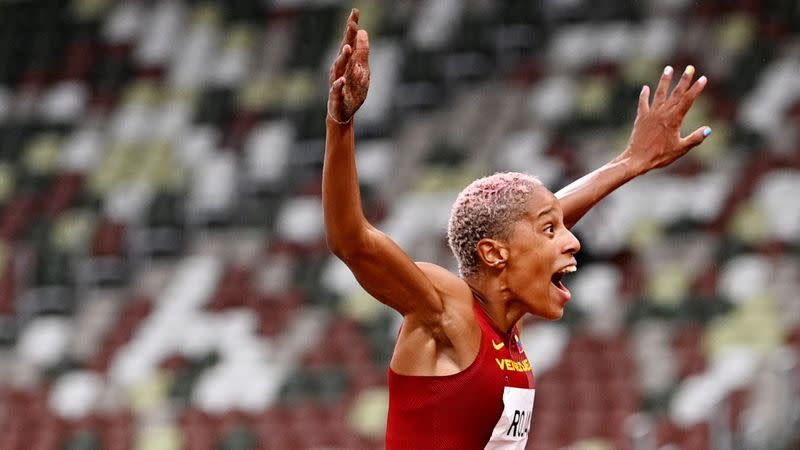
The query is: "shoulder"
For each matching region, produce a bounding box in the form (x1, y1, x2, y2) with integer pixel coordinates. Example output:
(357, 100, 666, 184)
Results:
(411, 262, 476, 339)
(396, 263, 482, 370)
(414, 262, 473, 306)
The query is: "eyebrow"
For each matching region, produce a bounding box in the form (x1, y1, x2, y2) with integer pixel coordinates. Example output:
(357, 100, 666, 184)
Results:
(536, 207, 556, 219)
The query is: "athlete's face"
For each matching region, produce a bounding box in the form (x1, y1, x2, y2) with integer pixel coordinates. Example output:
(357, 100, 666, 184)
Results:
(503, 187, 580, 320)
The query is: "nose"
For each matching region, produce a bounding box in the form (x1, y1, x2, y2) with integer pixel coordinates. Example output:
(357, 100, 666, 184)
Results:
(563, 229, 580, 255)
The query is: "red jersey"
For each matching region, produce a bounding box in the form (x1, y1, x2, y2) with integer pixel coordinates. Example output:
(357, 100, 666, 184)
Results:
(386, 299, 536, 449)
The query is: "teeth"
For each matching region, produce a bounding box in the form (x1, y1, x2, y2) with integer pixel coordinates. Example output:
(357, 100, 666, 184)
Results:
(559, 265, 577, 274)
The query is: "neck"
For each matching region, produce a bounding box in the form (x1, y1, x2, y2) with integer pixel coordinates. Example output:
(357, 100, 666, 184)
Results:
(466, 273, 526, 334)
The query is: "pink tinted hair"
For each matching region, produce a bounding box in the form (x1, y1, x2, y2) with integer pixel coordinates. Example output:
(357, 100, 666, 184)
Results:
(447, 172, 543, 277)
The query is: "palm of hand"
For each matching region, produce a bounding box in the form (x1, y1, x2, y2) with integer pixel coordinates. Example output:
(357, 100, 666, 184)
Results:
(623, 66, 710, 173)
(628, 108, 683, 169)
(341, 42, 370, 119)
(327, 10, 370, 123)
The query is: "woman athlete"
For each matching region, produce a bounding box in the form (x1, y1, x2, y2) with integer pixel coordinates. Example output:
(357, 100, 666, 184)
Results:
(323, 9, 710, 450)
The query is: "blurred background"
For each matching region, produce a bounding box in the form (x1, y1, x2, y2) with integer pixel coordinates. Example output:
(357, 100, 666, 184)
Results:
(0, 0, 798, 449)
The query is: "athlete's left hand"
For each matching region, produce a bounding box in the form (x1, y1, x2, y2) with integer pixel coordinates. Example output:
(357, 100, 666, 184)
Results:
(620, 65, 710, 175)
(327, 8, 370, 124)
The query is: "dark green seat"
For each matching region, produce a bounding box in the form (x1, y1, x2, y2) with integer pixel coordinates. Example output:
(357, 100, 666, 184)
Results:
(216, 425, 256, 450)
(62, 429, 101, 450)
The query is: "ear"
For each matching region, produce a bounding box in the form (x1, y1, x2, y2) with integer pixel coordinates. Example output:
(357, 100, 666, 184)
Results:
(476, 238, 509, 270)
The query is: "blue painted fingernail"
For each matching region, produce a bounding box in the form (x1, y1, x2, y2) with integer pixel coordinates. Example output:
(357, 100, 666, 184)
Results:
(703, 128, 712, 137)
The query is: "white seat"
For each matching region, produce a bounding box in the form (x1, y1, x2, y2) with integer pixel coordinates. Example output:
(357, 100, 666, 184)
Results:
(236, 364, 281, 412)
(68, 291, 120, 361)
(110, 256, 222, 386)
(104, 181, 154, 225)
(718, 254, 771, 305)
(134, 1, 185, 67)
(186, 152, 237, 220)
(167, 22, 219, 89)
(157, 255, 223, 311)
(109, 103, 158, 143)
(633, 321, 679, 396)
(212, 46, 250, 87)
(739, 58, 800, 136)
(176, 311, 218, 357)
(527, 76, 577, 124)
(191, 364, 237, 413)
(570, 263, 624, 333)
(39, 81, 88, 123)
(274, 197, 324, 244)
(243, 121, 294, 185)
(175, 125, 219, 171)
(16, 316, 72, 368)
(191, 314, 278, 413)
(575, 172, 730, 255)
(211, 27, 254, 87)
(709, 346, 760, 391)
(670, 347, 760, 427)
(497, 130, 563, 187)
(519, 323, 570, 375)
(154, 100, 194, 140)
(572, 194, 636, 255)
(753, 170, 800, 243)
(59, 126, 105, 173)
(410, 0, 462, 50)
(255, 253, 296, 295)
(320, 256, 359, 296)
(216, 309, 261, 355)
(687, 171, 734, 223)
(382, 192, 457, 251)
(742, 348, 797, 448)
(356, 40, 400, 126)
(669, 373, 725, 427)
(49, 371, 104, 419)
(549, 24, 594, 71)
(102, 1, 145, 44)
(595, 22, 636, 63)
(637, 18, 679, 59)
(355, 140, 393, 186)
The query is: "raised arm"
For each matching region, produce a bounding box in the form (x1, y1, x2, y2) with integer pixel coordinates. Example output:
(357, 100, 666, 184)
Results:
(557, 65, 711, 228)
(323, 10, 444, 320)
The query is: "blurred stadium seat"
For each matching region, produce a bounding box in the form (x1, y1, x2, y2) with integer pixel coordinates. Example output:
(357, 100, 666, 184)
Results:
(0, 0, 798, 449)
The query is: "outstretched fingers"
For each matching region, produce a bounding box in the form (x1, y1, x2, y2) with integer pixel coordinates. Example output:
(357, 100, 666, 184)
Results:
(345, 29, 370, 85)
(329, 44, 352, 85)
(680, 126, 712, 150)
(342, 29, 370, 107)
(638, 85, 650, 114)
(330, 76, 345, 98)
(352, 29, 370, 66)
(652, 66, 674, 106)
(670, 65, 695, 100)
(676, 74, 708, 116)
(339, 9, 360, 52)
(328, 76, 346, 120)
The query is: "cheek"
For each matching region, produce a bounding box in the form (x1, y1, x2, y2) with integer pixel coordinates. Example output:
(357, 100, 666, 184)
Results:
(525, 247, 551, 275)
(511, 250, 551, 290)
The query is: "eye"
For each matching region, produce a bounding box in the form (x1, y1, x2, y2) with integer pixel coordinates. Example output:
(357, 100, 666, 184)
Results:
(544, 224, 554, 234)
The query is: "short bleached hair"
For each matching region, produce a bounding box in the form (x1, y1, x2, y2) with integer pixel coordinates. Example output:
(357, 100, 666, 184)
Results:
(447, 172, 543, 278)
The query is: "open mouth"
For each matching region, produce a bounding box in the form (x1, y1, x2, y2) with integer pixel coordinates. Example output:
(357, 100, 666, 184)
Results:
(551, 264, 577, 301)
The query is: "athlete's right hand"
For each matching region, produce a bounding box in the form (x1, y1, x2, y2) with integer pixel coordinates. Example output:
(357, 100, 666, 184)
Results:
(620, 65, 710, 175)
(327, 9, 370, 124)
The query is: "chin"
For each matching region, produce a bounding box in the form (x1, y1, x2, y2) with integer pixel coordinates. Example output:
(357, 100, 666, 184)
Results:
(543, 308, 564, 321)
(531, 304, 564, 321)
